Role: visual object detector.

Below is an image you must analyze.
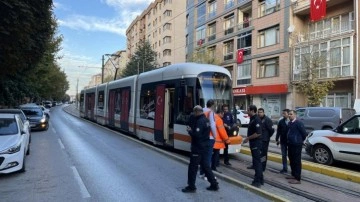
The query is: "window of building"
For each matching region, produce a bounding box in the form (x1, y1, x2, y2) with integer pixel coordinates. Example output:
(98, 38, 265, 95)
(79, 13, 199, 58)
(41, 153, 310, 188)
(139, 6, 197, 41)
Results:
(163, 23, 172, 31)
(322, 93, 352, 108)
(163, 10, 172, 17)
(208, 46, 216, 59)
(224, 14, 235, 35)
(224, 0, 235, 10)
(164, 0, 172, 5)
(237, 60, 251, 85)
(197, 3, 206, 25)
(257, 57, 279, 78)
(163, 49, 171, 56)
(208, 1, 217, 18)
(208, 22, 216, 41)
(196, 25, 206, 46)
(163, 36, 171, 44)
(163, 62, 171, 66)
(223, 40, 234, 61)
(237, 31, 252, 55)
(258, 25, 279, 47)
(258, 0, 280, 17)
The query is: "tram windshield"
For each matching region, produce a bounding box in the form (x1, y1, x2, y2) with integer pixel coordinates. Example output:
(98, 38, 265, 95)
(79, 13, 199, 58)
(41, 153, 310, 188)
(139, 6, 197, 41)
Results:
(197, 72, 232, 110)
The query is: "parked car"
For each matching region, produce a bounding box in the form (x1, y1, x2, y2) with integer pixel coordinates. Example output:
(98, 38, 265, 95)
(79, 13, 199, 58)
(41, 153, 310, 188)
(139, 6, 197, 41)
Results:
(236, 110, 250, 126)
(20, 104, 49, 131)
(0, 109, 31, 135)
(40, 106, 50, 119)
(0, 114, 30, 173)
(43, 101, 52, 109)
(305, 114, 360, 165)
(296, 107, 356, 133)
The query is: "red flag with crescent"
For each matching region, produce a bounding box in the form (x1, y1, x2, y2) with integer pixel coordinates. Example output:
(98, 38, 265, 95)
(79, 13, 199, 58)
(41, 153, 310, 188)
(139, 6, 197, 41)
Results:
(237, 49, 244, 64)
(310, 0, 326, 21)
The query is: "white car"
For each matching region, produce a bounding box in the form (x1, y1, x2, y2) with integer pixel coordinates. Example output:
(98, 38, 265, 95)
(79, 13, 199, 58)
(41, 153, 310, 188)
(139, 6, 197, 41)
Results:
(40, 106, 50, 119)
(0, 114, 30, 173)
(236, 110, 250, 126)
(305, 114, 360, 165)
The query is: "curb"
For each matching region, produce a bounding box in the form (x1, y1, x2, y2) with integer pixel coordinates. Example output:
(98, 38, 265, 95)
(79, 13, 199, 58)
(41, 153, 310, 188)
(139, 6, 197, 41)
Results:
(240, 147, 360, 183)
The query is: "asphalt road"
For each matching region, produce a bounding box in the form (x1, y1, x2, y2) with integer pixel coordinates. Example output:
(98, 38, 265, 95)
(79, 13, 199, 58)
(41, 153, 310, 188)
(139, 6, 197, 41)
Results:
(0, 106, 270, 202)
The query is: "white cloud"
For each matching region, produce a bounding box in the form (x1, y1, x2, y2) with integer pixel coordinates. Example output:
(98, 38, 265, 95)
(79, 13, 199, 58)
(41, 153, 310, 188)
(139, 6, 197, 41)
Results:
(57, 0, 152, 36)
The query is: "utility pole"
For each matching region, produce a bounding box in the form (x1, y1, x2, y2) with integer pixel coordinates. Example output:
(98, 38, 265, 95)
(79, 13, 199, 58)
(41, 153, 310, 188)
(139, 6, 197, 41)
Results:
(102, 55, 105, 83)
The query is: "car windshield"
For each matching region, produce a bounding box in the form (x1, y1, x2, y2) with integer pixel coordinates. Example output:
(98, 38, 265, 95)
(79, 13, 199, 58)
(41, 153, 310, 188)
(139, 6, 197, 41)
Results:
(22, 108, 43, 116)
(0, 118, 18, 135)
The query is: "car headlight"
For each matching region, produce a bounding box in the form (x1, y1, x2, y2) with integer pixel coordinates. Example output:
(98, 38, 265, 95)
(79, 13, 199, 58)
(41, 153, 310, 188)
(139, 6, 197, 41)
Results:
(40, 116, 46, 123)
(0, 142, 22, 154)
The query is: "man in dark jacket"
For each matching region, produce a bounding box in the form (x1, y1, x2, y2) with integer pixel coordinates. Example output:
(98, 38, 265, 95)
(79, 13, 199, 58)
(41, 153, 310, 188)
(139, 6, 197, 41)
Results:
(182, 105, 219, 193)
(258, 108, 274, 171)
(221, 104, 238, 166)
(276, 109, 290, 174)
(286, 110, 307, 184)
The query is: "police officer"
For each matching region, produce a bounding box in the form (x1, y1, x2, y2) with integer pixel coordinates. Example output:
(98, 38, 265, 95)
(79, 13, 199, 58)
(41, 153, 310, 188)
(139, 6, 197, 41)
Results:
(258, 108, 274, 171)
(243, 105, 263, 188)
(182, 105, 219, 193)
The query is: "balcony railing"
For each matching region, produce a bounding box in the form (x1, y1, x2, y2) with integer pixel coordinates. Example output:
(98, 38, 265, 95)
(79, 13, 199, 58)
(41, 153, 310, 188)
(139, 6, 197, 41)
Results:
(224, 53, 234, 61)
(237, 18, 252, 31)
(208, 34, 216, 42)
(298, 21, 354, 43)
(225, 27, 234, 35)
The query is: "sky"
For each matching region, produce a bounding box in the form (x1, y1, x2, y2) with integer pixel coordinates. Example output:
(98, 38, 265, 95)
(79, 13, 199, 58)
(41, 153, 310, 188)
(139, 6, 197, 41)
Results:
(53, 0, 153, 97)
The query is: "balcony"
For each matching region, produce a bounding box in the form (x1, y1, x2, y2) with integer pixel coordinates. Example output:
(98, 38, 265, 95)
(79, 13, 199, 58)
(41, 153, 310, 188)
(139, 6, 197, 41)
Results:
(237, 18, 252, 32)
(225, 27, 234, 35)
(208, 34, 216, 42)
(224, 53, 234, 61)
(293, 0, 350, 15)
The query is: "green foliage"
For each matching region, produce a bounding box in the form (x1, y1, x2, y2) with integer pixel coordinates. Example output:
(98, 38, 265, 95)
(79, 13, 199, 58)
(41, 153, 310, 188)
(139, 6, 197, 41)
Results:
(121, 40, 158, 77)
(188, 47, 220, 65)
(292, 47, 334, 106)
(0, 1, 69, 107)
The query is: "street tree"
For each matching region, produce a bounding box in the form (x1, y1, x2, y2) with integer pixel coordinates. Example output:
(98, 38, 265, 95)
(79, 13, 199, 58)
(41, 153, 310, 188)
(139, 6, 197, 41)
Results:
(187, 46, 220, 65)
(121, 40, 158, 77)
(292, 45, 334, 106)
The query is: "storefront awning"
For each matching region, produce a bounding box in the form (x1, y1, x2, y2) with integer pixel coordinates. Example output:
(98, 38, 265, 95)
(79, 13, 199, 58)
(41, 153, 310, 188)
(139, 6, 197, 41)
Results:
(233, 84, 288, 96)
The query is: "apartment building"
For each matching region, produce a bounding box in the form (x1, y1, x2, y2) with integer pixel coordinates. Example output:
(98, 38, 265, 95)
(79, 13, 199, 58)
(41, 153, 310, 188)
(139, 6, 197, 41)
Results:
(87, 73, 102, 87)
(103, 50, 127, 81)
(291, 0, 358, 109)
(126, 0, 186, 67)
(187, 0, 291, 118)
(186, 0, 359, 118)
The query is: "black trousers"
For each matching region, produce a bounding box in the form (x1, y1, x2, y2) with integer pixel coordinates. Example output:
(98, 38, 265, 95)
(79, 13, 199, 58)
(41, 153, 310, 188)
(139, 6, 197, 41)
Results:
(249, 140, 263, 184)
(188, 151, 217, 188)
(223, 143, 230, 163)
(288, 144, 303, 181)
(261, 140, 270, 171)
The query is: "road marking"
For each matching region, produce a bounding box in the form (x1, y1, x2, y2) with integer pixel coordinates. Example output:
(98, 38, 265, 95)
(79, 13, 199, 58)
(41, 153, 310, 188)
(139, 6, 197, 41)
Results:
(71, 166, 91, 198)
(58, 139, 65, 149)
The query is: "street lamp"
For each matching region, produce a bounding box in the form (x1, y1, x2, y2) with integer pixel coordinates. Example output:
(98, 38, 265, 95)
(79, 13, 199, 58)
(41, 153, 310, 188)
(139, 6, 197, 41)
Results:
(102, 54, 121, 83)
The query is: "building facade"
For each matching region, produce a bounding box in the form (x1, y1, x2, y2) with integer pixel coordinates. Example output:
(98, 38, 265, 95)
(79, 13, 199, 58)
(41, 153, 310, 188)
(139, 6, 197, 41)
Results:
(103, 50, 127, 82)
(186, 0, 359, 119)
(126, 0, 186, 67)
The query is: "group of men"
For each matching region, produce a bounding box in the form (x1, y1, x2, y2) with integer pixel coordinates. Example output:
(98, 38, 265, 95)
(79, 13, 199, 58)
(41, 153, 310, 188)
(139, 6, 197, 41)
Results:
(244, 105, 307, 187)
(182, 99, 239, 193)
(182, 101, 307, 192)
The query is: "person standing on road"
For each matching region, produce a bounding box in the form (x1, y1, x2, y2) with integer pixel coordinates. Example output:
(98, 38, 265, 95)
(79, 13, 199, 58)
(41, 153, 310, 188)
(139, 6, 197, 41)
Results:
(258, 108, 274, 172)
(221, 104, 238, 166)
(243, 105, 263, 188)
(276, 109, 290, 174)
(211, 108, 230, 171)
(182, 105, 219, 193)
(286, 110, 307, 184)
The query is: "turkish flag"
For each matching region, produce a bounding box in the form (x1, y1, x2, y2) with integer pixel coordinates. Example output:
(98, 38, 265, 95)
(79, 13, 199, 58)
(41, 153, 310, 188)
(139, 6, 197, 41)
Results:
(310, 0, 326, 22)
(237, 49, 244, 64)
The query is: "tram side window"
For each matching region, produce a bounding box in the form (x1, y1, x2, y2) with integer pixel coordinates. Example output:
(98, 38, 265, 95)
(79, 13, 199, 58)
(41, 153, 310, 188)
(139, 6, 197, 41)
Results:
(115, 90, 121, 114)
(140, 87, 155, 119)
(98, 91, 104, 109)
(80, 94, 84, 108)
(176, 86, 193, 124)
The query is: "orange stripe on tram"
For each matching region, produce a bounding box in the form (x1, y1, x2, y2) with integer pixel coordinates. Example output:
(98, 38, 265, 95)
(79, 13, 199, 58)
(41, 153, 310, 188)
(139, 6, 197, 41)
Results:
(174, 133, 191, 143)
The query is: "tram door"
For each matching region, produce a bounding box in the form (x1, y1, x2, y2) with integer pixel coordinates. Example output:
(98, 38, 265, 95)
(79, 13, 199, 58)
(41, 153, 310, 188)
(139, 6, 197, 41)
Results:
(108, 90, 115, 126)
(154, 84, 166, 142)
(86, 93, 95, 120)
(120, 88, 130, 131)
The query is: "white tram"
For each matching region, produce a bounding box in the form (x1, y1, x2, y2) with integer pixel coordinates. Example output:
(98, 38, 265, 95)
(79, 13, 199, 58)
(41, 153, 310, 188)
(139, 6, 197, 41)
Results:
(80, 63, 242, 153)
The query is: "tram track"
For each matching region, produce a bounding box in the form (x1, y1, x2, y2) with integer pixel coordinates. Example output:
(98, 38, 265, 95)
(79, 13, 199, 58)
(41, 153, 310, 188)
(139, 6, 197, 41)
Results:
(224, 157, 360, 202)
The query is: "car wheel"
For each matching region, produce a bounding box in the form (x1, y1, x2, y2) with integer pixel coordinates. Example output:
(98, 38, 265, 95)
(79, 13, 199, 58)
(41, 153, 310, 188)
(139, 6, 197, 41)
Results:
(26, 144, 30, 155)
(313, 144, 334, 165)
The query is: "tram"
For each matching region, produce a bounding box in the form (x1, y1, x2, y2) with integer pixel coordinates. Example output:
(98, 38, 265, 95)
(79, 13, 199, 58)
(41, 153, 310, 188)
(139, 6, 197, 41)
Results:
(79, 63, 242, 153)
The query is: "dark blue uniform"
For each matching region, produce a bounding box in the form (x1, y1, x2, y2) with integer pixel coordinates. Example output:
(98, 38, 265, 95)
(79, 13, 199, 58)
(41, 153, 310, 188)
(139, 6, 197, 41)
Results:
(276, 118, 290, 171)
(247, 114, 263, 185)
(187, 114, 217, 189)
(222, 111, 236, 164)
(260, 115, 274, 171)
